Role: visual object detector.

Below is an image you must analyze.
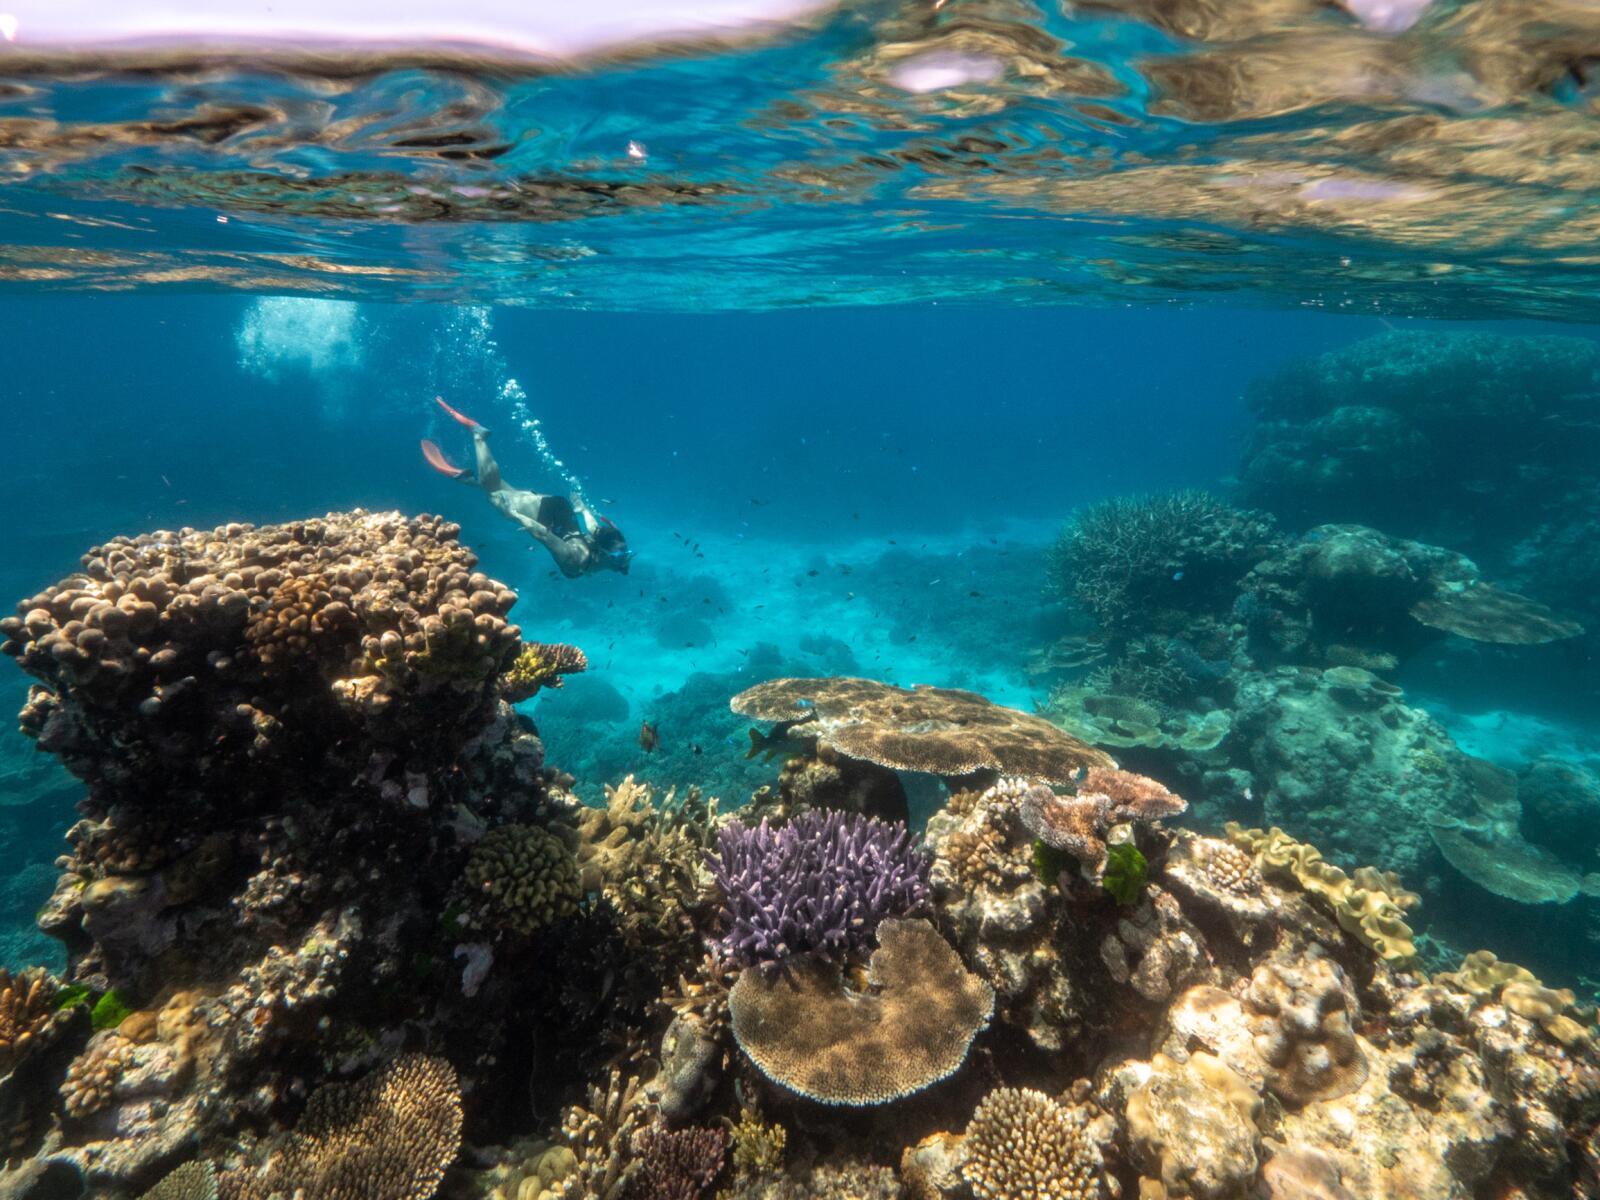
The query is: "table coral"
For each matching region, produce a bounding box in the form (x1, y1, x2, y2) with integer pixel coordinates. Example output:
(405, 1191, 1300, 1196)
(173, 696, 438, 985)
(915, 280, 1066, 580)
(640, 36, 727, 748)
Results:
(727, 918, 993, 1106)
(959, 1087, 1105, 1200)
(730, 676, 1113, 784)
(502, 641, 588, 703)
(218, 1053, 462, 1200)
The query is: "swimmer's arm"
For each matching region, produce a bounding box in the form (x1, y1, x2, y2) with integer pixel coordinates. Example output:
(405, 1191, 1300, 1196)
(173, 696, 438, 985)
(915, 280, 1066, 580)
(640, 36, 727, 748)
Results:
(570, 493, 601, 536)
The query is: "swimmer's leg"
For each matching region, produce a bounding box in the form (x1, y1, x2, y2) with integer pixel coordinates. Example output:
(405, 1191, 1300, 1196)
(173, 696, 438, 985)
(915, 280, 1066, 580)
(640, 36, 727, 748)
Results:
(471, 429, 503, 492)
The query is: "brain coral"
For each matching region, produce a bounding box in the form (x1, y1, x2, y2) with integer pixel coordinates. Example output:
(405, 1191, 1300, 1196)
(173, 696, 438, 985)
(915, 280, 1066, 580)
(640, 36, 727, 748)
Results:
(460, 824, 583, 937)
(218, 1053, 462, 1200)
(728, 918, 993, 1105)
(959, 1087, 1104, 1200)
(709, 810, 929, 967)
(730, 676, 1112, 783)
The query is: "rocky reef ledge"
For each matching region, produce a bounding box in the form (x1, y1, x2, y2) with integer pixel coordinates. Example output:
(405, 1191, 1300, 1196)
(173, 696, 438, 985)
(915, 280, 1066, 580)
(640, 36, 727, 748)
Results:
(0, 512, 1595, 1200)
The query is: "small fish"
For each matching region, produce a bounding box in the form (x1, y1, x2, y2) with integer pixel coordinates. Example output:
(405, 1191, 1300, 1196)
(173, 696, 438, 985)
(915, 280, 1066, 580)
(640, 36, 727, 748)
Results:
(639, 721, 660, 752)
(1172, 570, 1185, 581)
(969, 591, 982, 597)
(806, 569, 819, 577)
(691, 744, 703, 755)
(745, 726, 803, 762)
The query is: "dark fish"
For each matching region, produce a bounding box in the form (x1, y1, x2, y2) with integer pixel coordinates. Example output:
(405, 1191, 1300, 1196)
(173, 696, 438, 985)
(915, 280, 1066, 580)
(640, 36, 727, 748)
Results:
(806, 570, 819, 577)
(745, 726, 803, 762)
(639, 721, 660, 752)
(969, 591, 982, 597)
(691, 744, 703, 755)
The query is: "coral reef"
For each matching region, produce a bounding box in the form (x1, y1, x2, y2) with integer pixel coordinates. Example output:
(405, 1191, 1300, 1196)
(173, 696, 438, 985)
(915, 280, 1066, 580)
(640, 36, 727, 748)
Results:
(3, 510, 1599, 1200)
(1047, 491, 1279, 638)
(708, 810, 928, 968)
(959, 1087, 1105, 1200)
(727, 918, 993, 1105)
(731, 677, 1113, 784)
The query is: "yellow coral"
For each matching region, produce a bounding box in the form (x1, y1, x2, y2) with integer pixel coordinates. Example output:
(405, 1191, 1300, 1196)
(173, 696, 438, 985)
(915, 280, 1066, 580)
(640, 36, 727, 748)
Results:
(502, 642, 587, 703)
(729, 1109, 787, 1179)
(1225, 823, 1419, 963)
(1437, 950, 1593, 1047)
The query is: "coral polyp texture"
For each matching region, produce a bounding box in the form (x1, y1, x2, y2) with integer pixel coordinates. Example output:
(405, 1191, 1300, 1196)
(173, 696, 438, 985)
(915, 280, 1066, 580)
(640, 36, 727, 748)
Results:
(730, 676, 1113, 783)
(218, 1053, 462, 1200)
(959, 1087, 1105, 1200)
(708, 810, 929, 967)
(727, 918, 994, 1105)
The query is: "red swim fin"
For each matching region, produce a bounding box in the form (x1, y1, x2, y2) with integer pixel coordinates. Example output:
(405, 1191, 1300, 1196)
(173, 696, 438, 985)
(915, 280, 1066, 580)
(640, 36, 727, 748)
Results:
(435, 395, 486, 432)
(420, 439, 468, 478)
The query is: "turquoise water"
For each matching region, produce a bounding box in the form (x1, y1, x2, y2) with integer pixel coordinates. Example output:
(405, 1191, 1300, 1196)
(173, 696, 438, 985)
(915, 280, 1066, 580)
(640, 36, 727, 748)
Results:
(2, 4, 1600, 1198)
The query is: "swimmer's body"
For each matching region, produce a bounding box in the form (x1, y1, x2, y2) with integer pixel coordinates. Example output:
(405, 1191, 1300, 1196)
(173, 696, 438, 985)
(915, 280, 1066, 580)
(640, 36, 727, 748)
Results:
(421, 397, 632, 578)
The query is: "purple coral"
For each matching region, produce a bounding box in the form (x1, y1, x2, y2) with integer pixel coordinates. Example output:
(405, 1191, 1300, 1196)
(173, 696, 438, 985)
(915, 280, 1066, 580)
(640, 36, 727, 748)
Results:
(709, 810, 930, 968)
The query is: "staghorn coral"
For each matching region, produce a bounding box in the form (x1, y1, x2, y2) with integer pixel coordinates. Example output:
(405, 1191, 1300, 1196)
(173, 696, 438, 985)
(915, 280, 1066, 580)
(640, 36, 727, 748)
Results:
(728, 918, 993, 1106)
(140, 1161, 220, 1200)
(959, 1088, 1105, 1200)
(623, 1124, 726, 1200)
(1016, 768, 1186, 869)
(1243, 954, 1369, 1105)
(459, 823, 582, 937)
(731, 677, 1113, 784)
(0, 966, 57, 1072)
(1226, 823, 1419, 962)
(708, 810, 929, 968)
(559, 1069, 651, 1200)
(218, 1053, 462, 1200)
(1047, 490, 1279, 637)
(502, 641, 589, 703)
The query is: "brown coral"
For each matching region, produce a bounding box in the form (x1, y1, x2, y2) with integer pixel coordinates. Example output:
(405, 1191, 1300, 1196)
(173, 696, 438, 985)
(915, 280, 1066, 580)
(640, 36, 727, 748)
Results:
(218, 1053, 462, 1200)
(560, 1068, 651, 1200)
(0, 966, 57, 1071)
(460, 824, 582, 937)
(61, 1034, 137, 1119)
(729, 677, 1113, 783)
(1410, 581, 1582, 644)
(1243, 955, 1369, 1106)
(623, 1124, 726, 1200)
(1016, 770, 1187, 867)
(728, 918, 993, 1106)
(959, 1087, 1105, 1200)
(1124, 1052, 1263, 1200)
(502, 641, 588, 703)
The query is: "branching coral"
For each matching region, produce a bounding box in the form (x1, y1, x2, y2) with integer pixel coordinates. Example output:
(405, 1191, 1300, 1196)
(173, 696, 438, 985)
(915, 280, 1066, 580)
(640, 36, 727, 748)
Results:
(502, 641, 589, 703)
(960, 1087, 1105, 1200)
(708, 810, 929, 968)
(560, 1069, 651, 1200)
(459, 824, 582, 937)
(1226, 823, 1419, 963)
(728, 1110, 786, 1180)
(60, 1034, 137, 1119)
(728, 918, 993, 1106)
(1047, 490, 1278, 635)
(0, 966, 58, 1071)
(623, 1125, 726, 1200)
(218, 1053, 462, 1200)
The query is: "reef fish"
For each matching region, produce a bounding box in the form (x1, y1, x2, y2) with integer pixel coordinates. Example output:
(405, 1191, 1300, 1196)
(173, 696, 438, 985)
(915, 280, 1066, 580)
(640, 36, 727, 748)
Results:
(639, 720, 660, 752)
(745, 724, 808, 763)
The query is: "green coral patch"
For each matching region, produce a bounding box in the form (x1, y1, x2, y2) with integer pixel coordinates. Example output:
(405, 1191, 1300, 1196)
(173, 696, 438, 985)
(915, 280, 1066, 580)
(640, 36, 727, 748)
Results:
(1103, 843, 1148, 906)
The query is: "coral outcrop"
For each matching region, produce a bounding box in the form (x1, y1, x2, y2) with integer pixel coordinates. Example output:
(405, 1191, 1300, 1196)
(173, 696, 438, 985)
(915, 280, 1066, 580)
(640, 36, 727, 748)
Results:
(1017, 769, 1187, 869)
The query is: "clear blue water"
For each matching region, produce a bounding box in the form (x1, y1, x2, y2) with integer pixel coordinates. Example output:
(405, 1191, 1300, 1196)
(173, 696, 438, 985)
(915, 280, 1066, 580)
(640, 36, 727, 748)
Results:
(3, 4, 1600, 1192)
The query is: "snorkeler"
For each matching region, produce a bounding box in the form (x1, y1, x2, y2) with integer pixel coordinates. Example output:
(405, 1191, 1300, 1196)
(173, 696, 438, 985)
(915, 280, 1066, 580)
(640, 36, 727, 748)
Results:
(421, 397, 632, 578)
